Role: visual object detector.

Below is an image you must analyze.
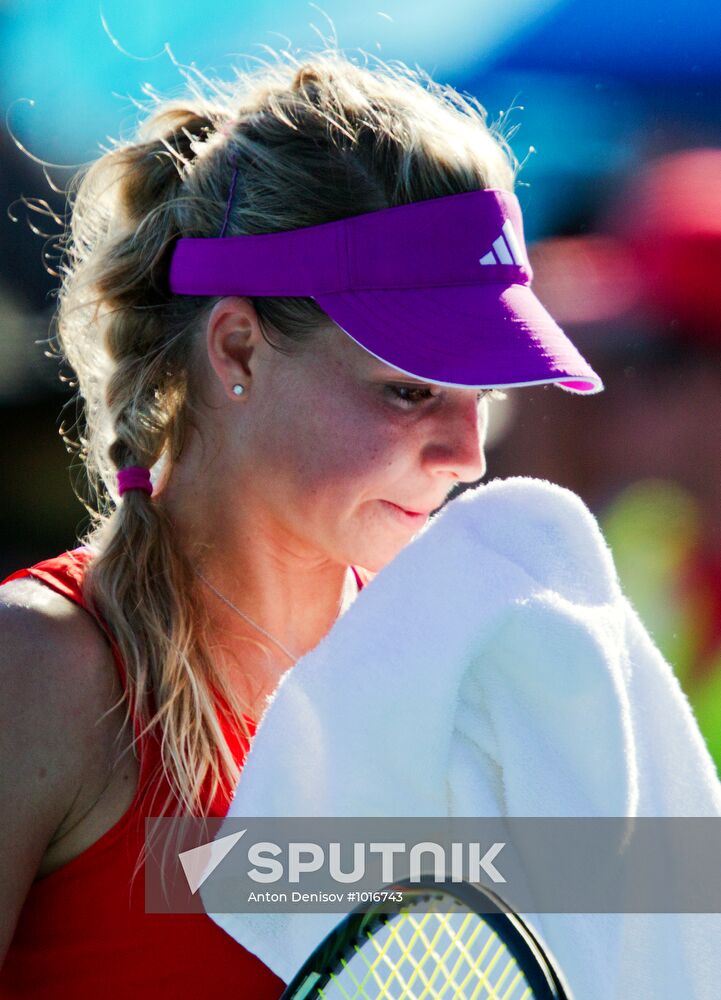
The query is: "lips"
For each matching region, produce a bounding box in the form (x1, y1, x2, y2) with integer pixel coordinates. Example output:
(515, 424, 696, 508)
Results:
(391, 501, 444, 515)
(380, 500, 433, 521)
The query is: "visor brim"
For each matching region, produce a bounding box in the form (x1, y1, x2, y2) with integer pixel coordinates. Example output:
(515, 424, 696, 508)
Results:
(313, 282, 603, 395)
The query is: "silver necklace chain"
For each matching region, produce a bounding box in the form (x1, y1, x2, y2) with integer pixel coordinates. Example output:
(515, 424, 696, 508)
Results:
(194, 569, 300, 663)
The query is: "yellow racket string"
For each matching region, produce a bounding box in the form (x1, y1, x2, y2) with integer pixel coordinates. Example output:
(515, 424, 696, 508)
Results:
(405, 910, 479, 997)
(418, 911, 491, 999)
(317, 901, 537, 1000)
(322, 910, 441, 1000)
(322, 910, 435, 999)
(410, 909, 523, 1000)
(356, 909, 443, 998)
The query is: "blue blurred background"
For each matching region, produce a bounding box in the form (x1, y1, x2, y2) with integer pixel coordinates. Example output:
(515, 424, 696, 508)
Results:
(2, 0, 721, 770)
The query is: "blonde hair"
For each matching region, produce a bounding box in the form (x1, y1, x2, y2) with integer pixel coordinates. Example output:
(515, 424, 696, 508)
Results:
(51, 46, 519, 872)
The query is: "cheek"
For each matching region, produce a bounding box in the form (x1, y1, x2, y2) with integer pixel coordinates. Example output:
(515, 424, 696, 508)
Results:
(289, 393, 401, 486)
(249, 373, 415, 512)
(297, 414, 390, 490)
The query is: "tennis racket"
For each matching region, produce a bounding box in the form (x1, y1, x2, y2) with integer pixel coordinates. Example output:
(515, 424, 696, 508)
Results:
(280, 876, 572, 1000)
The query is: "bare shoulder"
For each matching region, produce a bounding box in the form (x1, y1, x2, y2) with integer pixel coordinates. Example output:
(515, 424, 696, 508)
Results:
(0, 574, 120, 716)
(0, 574, 126, 804)
(0, 575, 125, 961)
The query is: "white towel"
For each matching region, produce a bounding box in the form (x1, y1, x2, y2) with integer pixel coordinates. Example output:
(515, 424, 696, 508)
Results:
(204, 476, 721, 999)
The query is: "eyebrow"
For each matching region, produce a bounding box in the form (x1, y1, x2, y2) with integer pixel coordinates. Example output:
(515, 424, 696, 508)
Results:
(374, 365, 436, 385)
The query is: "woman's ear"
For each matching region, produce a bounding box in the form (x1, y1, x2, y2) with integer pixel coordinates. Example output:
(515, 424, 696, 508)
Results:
(205, 297, 264, 400)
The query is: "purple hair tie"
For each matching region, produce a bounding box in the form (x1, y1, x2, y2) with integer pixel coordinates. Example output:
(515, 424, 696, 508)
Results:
(117, 465, 153, 497)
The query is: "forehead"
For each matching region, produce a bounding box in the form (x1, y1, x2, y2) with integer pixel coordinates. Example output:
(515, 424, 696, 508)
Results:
(322, 323, 421, 380)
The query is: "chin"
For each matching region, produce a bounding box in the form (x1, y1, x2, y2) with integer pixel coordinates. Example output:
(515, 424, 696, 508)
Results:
(346, 500, 425, 574)
(355, 536, 414, 575)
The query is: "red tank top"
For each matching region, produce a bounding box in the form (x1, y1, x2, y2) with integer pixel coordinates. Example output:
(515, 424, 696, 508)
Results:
(0, 548, 367, 997)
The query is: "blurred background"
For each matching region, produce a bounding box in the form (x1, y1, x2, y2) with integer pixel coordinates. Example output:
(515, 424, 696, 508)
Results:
(1, 1, 720, 772)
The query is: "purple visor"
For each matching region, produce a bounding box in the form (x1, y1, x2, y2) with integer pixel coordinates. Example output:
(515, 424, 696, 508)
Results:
(169, 189, 602, 394)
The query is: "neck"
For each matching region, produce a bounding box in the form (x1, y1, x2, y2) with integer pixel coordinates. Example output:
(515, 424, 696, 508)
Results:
(157, 462, 357, 673)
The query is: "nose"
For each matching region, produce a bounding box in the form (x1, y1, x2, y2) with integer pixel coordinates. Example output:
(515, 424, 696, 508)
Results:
(422, 393, 487, 484)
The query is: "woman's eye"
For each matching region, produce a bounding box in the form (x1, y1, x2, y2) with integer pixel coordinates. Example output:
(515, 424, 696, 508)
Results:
(386, 384, 492, 408)
(386, 384, 440, 407)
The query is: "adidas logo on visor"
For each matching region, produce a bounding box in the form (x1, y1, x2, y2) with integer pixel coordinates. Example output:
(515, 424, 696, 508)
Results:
(479, 218, 526, 267)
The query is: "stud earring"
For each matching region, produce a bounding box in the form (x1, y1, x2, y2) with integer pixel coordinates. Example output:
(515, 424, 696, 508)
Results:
(232, 384, 245, 397)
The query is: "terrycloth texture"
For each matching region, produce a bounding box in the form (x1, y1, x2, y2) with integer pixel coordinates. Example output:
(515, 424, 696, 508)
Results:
(205, 477, 721, 999)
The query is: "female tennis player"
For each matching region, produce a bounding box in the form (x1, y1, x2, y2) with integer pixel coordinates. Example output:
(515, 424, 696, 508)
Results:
(0, 50, 603, 995)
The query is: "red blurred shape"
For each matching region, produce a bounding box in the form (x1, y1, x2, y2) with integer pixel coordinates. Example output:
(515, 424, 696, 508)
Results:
(529, 234, 643, 325)
(605, 147, 721, 346)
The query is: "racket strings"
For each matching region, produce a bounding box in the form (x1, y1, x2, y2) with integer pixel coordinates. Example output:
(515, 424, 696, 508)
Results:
(341, 914, 425, 997)
(332, 907, 440, 999)
(379, 908, 464, 997)
(399, 908, 531, 1000)
(317, 900, 536, 1000)
(396, 909, 482, 998)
